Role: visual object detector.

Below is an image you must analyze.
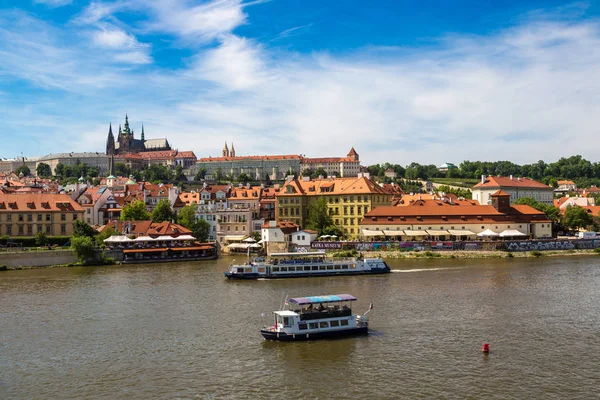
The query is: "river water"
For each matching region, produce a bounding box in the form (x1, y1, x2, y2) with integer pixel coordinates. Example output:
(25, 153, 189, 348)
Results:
(1, 256, 599, 399)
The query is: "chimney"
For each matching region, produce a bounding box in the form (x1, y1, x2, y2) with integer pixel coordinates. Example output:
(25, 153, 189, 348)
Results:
(139, 182, 143, 190)
(510, 175, 513, 180)
(481, 175, 486, 184)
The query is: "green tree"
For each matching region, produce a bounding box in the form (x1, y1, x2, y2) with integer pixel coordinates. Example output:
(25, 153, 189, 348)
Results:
(73, 220, 95, 237)
(35, 231, 49, 246)
(264, 173, 272, 185)
(306, 197, 335, 235)
(151, 199, 176, 223)
(54, 163, 66, 177)
(301, 168, 314, 179)
(175, 164, 186, 181)
(194, 168, 207, 181)
(121, 200, 150, 221)
(15, 165, 30, 176)
(215, 167, 224, 182)
(177, 204, 197, 229)
(71, 236, 98, 264)
(95, 227, 119, 246)
(237, 172, 251, 184)
(36, 163, 52, 177)
(114, 163, 131, 177)
(314, 167, 327, 178)
(563, 205, 594, 231)
(225, 173, 235, 183)
(192, 218, 211, 242)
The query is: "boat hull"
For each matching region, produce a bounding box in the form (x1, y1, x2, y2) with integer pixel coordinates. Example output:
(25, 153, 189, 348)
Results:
(261, 326, 368, 341)
(225, 268, 390, 280)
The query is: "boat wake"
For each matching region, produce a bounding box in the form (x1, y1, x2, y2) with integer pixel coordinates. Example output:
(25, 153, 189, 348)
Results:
(392, 267, 463, 273)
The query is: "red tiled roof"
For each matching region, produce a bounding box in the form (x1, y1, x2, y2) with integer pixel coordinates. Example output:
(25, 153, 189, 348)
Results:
(103, 220, 191, 236)
(491, 190, 511, 196)
(198, 155, 301, 162)
(0, 193, 84, 212)
(302, 157, 357, 163)
(279, 176, 388, 196)
(473, 176, 552, 189)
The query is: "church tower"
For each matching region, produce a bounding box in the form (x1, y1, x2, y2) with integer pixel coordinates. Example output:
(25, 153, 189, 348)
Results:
(141, 124, 145, 141)
(106, 123, 115, 155)
(230, 142, 235, 157)
(222, 142, 229, 157)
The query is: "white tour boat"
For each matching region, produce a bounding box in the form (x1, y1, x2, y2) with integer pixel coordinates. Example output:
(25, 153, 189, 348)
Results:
(261, 294, 372, 341)
(224, 251, 390, 279)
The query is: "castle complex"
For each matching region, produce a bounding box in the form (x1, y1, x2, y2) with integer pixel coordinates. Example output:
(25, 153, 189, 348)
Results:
(106, 115, 171, 155)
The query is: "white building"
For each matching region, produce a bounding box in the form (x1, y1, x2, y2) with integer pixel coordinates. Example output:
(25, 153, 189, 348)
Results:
(291, 229, 318, 247)
(472, 175, 554, 205)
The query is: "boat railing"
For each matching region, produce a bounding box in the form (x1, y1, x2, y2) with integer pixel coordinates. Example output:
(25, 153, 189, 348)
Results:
(298, 308, 352, 321)
(328, 257, 356, 263)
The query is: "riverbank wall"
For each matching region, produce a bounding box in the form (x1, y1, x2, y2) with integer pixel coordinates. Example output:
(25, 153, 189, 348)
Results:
(0, 249, 77, 268)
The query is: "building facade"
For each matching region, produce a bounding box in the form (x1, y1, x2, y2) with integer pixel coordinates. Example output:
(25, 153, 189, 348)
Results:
(300, 147, 361, 178)
(275, 175, 391, 238)
(0, 193, 85, 236)
(472, 175, 554, 205)
(106, 115, 171, 155)
(194, 153, 302, 181)
(360, 191, 552, 239)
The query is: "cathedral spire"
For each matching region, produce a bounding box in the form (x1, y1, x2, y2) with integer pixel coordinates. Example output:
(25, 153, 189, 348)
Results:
(141, 124, 145, 141)
(230, 142, 235, 157)
(222, 141, 229, 157)
(106, 123, 115, 155)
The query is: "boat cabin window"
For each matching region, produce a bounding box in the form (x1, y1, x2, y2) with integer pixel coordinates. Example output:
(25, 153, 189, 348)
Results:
(311, 266, 318, 271)
(304, 266, 311, 271)
(350, 264, 356, 269)
(309, 322, 318, 329)
(298, 323, 308, 330)
(281, 267, 288, 272)
(334, 265, 341, 270)
(319, 321, 329, 328)
(319, 266, 326, 270)
(330, 320, 340, 327)
(340, 320, 349, 326)
(327, 266, 334, 270)
(257, 267, 265, 273)
(283, 317, 293, 326)
(273, 267, 279, 272)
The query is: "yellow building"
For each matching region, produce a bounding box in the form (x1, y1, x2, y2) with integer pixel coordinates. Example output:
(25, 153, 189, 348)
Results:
(276, 175, 390, 238)
(0, 193, 85, 237)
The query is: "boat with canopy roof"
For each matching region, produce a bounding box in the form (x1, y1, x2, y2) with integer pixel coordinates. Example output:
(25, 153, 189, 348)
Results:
(260, 294, 373, 341)
(224, 251, 389, 279)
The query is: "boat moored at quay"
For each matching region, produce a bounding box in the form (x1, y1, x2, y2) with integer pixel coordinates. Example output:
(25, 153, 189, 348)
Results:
(224, 251, 390, 279)
(261, 294, 372, 341)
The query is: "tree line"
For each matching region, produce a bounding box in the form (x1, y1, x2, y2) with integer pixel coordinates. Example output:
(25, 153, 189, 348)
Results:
(367, 155, 600, 188)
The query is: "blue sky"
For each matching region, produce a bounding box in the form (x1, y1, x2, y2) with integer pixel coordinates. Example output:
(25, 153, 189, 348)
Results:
(1, 0, 600, 165)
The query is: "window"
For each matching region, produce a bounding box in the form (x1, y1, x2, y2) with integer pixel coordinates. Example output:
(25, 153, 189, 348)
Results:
(61, 214, 66, 221)
(7, 226, 12, 235)
(61, 224, 66, 235)
(330, 320, 340, 327)
(37, 225, 42, 233)
(340, 320, 349, 326)
(73, 214, 77, 221)
(18, 225, 23, 235)
(46, 225, 51, 234)
(309, 322, 318, 329)
(37, 214, 42, 221)
(46, 214, 51, 221)
(18, 214, 23, 222)
(27, 225, 33, 235)
(319, 321, 329, 328)
(311, 266, 318, 271)
(27, 214, 32, 222)
(298, 323, 308, 330)
(6, 214, 11, 222)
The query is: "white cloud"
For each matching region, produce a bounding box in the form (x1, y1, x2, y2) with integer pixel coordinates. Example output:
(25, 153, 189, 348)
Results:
(144, 0, 247, 41)
(33, 0, 72, 7)
(192, 35, 267, 89)
(93, 27, 139, 48)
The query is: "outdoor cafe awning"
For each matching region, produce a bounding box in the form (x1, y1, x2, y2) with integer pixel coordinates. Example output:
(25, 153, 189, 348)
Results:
(426, 230, 450, 236)
(477, 229, 499, 237)
(361, 229, 384, 237)
(155, 235, 176, 241)
(403, 230, 428, 236)
(103, 235, 132, 243)
(383, 230, 404, 236)
(223, 235, 246, 242)
(447, 229, 476, 236)
(174, 234, 196, 241)
(133, 236, 156, 242)
(499, 229, 527, 237)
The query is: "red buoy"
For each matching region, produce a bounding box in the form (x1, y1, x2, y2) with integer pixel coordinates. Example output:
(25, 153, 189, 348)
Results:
(482, 343, 490, 353)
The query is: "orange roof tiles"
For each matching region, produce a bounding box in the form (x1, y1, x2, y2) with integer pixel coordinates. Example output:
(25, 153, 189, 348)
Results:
(279, 177, 388, 197)
(473, 176, 552, 189)
(104, 220, 191, 236)
(0, 193, 84, 212)
(198, 155, 301, 162)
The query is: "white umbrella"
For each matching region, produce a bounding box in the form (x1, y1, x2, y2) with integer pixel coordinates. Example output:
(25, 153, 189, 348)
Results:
(319, 235, 330, 239)
(477, 229, 499, 237)
(174, 234, 196, 241)
(499, 229, 527, 237)
(133, 236, 156, 242)
(250, 243, 262, 248)
(103, 235, 132, 243)
(242, 237, 256, 243)
(330, 235, 338, 238)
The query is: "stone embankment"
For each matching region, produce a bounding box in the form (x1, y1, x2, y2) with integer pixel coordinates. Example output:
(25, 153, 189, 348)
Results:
(0, 249, 77, 268)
